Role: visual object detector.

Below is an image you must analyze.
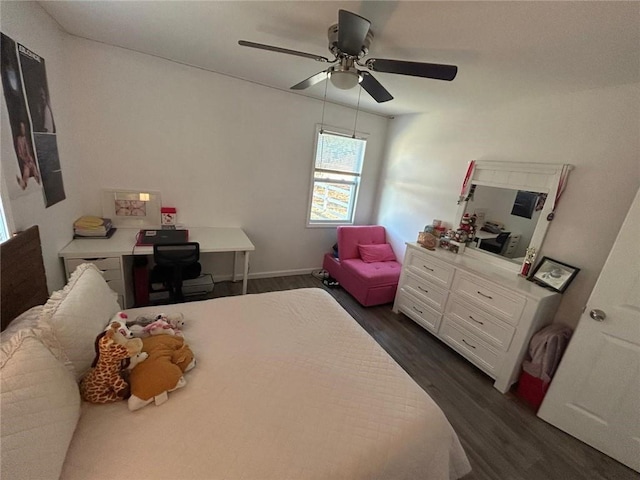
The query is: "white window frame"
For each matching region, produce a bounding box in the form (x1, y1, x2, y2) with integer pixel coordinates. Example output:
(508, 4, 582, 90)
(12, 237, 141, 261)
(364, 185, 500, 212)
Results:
(0, 176, 13, 243)
(306, 125, 368, 228)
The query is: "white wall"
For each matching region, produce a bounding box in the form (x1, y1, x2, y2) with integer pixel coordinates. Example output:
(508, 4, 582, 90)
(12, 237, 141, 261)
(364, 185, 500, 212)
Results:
(376, 83, 639, 329)
(65, 37, 389, 280)
(0, 1, 86, 290)
(1, 1, 389, 289)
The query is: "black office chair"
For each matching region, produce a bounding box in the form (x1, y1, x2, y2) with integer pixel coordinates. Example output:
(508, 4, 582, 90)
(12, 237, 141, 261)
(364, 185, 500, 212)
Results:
(479, 232, 511, 255)
(150, 242, 201, 303)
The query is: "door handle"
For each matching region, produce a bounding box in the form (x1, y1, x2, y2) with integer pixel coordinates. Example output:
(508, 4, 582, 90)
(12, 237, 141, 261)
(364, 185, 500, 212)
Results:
(589, 309, 606, 322)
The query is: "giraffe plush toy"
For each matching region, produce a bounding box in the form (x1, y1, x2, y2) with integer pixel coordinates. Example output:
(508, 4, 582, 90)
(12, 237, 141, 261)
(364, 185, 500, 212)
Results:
(80, 324, 145, 404)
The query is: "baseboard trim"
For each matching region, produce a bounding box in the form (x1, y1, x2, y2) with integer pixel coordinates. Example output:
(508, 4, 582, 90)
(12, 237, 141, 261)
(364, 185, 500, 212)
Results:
(214, 267, 321, 283)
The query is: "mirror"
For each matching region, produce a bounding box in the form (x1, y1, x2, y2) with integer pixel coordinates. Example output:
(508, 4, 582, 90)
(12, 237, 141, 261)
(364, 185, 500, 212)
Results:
(454, 161, 572, 273)
(463, 186, 547, 263)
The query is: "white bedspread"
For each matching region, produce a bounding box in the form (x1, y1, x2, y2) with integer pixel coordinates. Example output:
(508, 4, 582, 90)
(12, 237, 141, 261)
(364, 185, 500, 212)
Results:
(61, 288, 471, 480)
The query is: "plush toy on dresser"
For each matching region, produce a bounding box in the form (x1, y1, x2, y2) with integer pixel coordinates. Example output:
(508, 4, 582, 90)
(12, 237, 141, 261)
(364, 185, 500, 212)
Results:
(454, 213, 477, 244)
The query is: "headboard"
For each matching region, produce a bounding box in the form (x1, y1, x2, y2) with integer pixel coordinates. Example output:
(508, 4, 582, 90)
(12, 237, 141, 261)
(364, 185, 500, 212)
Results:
(1, 225, 49, 331)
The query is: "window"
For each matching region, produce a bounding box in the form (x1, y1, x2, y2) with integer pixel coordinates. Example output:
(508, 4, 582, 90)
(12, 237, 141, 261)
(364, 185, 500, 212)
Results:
(307, 127, 367, 226)
(0, 197, 9, 243)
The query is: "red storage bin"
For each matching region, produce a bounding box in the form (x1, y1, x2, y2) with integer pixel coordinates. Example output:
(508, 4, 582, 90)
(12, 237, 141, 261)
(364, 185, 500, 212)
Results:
(516, 371, 550, 411)
(133, 261, 149, 307)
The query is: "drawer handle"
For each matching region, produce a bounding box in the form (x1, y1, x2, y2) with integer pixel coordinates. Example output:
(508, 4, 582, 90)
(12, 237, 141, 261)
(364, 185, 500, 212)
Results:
(469, 315, 484, 325)
(462, 338, 476, 349)
(417, 286, 429, 293)
(477, 291, 493, 300)
(412, 306, 424, 314)
(422, 265, 434, 272)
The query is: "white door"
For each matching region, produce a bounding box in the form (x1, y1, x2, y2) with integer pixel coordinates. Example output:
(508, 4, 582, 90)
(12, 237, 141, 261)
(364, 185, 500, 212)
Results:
(538, 188, 640, 472)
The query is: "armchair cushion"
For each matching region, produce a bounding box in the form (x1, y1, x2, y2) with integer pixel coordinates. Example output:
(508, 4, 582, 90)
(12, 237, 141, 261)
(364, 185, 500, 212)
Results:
(342, 259, 401, 287)
(337, 226, 387, 260)
(358, 243, 396, 263)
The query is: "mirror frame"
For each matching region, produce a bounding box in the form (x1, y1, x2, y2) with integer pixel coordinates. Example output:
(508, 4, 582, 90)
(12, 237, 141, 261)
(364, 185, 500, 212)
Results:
(454, 161, 573, 273)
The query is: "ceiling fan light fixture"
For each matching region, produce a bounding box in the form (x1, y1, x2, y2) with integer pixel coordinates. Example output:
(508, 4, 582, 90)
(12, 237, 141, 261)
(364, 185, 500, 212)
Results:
(329, 70, 362, 90)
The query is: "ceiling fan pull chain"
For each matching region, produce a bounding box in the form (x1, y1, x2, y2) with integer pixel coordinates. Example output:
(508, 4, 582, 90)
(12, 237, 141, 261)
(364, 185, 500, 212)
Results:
(320, 78, 329, 134)
(352, 86, 362, 138)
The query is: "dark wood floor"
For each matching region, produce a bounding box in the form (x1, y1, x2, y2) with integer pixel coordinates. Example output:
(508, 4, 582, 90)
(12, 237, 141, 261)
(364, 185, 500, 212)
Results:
(202, 275, 636, 480)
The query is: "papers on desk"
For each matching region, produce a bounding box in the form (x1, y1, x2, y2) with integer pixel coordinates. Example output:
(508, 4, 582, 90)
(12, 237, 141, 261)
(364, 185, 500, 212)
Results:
(73, 216, 115, 239)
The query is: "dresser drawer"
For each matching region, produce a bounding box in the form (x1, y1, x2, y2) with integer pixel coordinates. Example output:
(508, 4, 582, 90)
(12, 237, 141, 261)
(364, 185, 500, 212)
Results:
(397, 291, 442, 334)
(453, 273, 525, 325)
(402, 271, 448, 312)
(445, 296, 515, 351)
(99, 269, 122, 282)
(406, 250, 455, 289)
(439, 319, 502, 377)
(503, 245, 518, 257)
(66, 256, 121, 273)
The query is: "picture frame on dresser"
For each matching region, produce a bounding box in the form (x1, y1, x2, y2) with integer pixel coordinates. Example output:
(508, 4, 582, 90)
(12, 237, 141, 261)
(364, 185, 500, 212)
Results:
(529, 257, 580, 293)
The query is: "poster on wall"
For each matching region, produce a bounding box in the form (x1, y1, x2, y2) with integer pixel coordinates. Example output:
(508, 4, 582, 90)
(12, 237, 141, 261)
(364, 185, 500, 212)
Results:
(0, 32, 65, 207)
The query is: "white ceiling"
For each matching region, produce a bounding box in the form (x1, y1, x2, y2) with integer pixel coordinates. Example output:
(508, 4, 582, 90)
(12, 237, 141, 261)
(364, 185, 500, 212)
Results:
(40, 1, 639, 117)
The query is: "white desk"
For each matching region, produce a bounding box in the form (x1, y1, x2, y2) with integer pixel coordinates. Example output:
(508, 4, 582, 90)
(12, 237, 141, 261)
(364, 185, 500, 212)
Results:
(59, 227, 255, 307)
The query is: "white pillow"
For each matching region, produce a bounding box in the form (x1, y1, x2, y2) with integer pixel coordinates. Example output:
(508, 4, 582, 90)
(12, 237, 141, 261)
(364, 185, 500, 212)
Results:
(0, 305, 43, 340)
(1, 330, 80, 480)
(38, 263, 120, 380)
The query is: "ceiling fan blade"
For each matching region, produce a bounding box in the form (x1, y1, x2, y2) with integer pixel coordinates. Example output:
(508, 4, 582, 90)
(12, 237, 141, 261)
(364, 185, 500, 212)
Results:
(337, 10, 371, 56)
(290, 71, 329, 90)
(360, 72, 393, 103)
(238, 40, 330, 63)
(366, 58, 458, 81)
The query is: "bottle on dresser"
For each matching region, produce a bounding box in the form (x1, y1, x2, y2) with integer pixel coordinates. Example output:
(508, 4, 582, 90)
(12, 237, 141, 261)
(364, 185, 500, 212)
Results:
(520, 247, 537, 277)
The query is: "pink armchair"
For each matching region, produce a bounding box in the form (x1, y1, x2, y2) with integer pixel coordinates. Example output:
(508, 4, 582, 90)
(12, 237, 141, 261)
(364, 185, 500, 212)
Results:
(322, 225, 401, 307)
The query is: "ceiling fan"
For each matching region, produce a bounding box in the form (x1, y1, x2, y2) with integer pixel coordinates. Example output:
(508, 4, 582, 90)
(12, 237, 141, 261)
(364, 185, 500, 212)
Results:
(238, 9, 457, 103)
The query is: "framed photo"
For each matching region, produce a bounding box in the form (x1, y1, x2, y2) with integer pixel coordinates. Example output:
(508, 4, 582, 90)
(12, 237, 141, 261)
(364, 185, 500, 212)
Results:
(529, 257, 580, 293)
(101, 189, 161, 227)
(511, 190, 538, 219)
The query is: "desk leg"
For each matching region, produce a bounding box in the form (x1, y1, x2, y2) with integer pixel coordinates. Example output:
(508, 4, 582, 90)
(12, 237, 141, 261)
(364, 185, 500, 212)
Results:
(242, 251, 250, 295)
(233, 251, 239, 282)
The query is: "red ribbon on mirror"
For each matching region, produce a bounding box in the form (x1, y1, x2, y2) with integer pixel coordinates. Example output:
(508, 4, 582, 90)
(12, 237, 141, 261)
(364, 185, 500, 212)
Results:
(458, 160, 476, 204)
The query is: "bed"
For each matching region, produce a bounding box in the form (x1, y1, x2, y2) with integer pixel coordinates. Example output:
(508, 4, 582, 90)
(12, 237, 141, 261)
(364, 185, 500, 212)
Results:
(1, 227, 471, 480)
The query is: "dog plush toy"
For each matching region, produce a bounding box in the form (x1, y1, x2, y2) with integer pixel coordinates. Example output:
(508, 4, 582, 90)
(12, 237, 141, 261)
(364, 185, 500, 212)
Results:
(164, 313, 185, 330)
(105, 313, 147, 370)
(80, 323, 146, 404)
(127, 335, 195, 411)
(108, 312, 134, 338)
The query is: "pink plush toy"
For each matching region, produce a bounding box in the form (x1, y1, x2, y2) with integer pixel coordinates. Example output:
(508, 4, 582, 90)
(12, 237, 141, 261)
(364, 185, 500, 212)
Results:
(142, 319, 177, 337)
(127, 313, 186, 338)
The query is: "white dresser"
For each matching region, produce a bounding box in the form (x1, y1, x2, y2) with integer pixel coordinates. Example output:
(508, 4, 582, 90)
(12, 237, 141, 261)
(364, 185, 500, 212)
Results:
(393, 242, 561, 393)
(502, 233, 521, 258)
